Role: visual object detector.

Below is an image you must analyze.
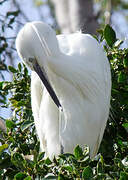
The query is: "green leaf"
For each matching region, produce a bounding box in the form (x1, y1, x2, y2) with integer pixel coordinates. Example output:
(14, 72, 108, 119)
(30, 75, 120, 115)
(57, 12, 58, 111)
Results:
(20, 144, 30, 155)
(79, 156, 90, 167)
(97, 161, 103, 173)
(9, 17, 15, 25)
(18, 63, 22, 72)
(74, 145, 83, 159)
(14, 172, 27, 180)
(58, 174, 65, 180)
(104, 24, 116, 47)
(3, 168, 17, 179)
(34, 141, 40, 153)
(6, 11, 19, 17)
(38, 152, 45, 161)
(59, 153, 74, 159)
(119, 171, 128, 180)
(24, 176, 32, 180)
(63, 165, 73, 173)
(123, 57, 128, 68)
(82, 166, 93, 179)
(44, 157, 52, 165)
(118, 72, 126, 83)
(24, 66, 28, 76)
(122, 123, 128, 128)
(6, 120, 16, 129)
(0, 169, 4, 175)
(8, 66, 17, 73)
(0, 144, 8, 153)
(2, 82, 12, 90)
(11, 152, 26, 169)
(0, 152, 11, 169)
(21, 120, 34, 131)
(0, 82, 4, 90)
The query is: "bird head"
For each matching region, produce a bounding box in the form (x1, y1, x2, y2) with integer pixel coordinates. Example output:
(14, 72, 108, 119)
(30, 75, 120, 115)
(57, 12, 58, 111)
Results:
(16, 21, 59, 69)
(16, 21, 62, 108)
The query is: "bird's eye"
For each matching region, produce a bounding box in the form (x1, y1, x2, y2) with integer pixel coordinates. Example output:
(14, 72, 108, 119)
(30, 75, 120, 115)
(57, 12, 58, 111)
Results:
(29, 58, 33, 63)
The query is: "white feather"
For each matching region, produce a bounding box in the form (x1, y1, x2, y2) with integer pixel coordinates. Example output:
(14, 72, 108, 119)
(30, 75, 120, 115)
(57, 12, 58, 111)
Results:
(16, 21, 111, 159)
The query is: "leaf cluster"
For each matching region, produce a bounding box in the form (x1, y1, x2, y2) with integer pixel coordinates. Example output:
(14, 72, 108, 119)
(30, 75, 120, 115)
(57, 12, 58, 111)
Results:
(97, 25, 128, 162)
(0, 1, 20, 78)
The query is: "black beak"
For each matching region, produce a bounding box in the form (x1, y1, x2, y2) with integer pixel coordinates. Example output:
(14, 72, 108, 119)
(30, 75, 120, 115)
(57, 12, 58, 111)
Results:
(33, 60, 62, 108)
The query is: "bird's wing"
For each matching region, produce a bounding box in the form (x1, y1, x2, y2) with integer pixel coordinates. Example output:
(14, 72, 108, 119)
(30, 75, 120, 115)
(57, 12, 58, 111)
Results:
(56, 33, 111, 101)
(56, 33, 111, 157)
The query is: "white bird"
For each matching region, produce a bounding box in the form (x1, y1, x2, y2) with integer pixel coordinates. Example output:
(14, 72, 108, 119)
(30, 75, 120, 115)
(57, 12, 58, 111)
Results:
(16, 21, 111, 159)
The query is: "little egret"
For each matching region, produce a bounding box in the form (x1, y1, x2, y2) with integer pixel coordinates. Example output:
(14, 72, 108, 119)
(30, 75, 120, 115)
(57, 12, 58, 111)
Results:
(16, 21, 111, 158)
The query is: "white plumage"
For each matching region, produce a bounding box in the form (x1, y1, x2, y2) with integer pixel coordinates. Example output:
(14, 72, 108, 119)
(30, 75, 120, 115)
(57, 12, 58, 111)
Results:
(16, 21, 111, 159)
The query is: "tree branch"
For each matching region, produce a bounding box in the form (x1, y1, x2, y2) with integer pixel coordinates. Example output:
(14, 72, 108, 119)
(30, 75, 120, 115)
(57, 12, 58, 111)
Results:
(0, 118, 6, 133)
(50, 0, 99, 34)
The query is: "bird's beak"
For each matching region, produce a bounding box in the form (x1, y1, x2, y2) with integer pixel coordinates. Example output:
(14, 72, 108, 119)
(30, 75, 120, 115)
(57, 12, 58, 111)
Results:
(33, 59, 62, 109)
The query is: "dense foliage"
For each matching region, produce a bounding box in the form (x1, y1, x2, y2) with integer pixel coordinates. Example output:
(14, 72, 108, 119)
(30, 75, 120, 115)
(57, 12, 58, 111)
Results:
(0, 25, 128, 179)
